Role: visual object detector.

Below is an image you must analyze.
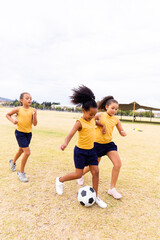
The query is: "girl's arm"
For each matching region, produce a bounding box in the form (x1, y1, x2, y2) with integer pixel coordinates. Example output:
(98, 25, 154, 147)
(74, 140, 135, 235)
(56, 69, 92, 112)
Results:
(61, 120, 82, 151)
(32, 108, 38, 126)
(116, 120, 127, 136)
(95, 112, 106, 134)
(6, 108, 19, 124)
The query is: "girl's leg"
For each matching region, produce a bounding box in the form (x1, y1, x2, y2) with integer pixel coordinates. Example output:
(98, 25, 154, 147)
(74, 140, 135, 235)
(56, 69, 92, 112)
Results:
(60, 168, 83, 183)
(20, 147, 31, 173)
(13, 147, 23, 164)
(89, 165, 107, 208)
(77, 157, 101, 185)
(56, 169, 83, 195)
(89, 165, 99, 194)
(83, 157, 101, 175)
(82, 166, 90, 175)
(107, 151, 122, 189)
(98, 157, 101, 165)
(77, 158, 101, 185)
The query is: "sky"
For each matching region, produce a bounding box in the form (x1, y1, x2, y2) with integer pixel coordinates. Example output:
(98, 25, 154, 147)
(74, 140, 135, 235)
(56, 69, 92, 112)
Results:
(0, 0, 160, 107)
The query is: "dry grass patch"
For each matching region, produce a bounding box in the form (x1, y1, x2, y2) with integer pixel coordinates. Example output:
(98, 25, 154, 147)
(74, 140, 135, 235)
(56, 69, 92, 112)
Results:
(0, 108, 159, 240)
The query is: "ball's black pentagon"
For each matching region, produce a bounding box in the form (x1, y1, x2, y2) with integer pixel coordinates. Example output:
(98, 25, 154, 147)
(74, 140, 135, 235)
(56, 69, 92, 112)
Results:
(89, 187, 94, 193)
(88, 197, 94, 204)
(81, 190, 87, 197)
(80, 201, 85, 206)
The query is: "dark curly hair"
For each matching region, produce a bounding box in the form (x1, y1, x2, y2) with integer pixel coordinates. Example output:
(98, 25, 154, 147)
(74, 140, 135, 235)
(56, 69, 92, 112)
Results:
(70, 85, 97, 111)
(98, 96, 118, 110)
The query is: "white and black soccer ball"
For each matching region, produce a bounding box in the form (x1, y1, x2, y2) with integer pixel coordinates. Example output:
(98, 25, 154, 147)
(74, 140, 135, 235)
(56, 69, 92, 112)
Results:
(77, 186, 96, 207)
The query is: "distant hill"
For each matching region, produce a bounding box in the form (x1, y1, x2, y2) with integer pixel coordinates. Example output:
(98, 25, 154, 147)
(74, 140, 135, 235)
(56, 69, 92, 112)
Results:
(0, 97, 13, 102)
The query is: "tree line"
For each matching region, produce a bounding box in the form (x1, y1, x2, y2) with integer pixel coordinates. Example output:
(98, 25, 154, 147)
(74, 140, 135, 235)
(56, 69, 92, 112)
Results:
(2, 100, 154, 117)
(3, 100, 82, 112)
(117, 110, 154, 118)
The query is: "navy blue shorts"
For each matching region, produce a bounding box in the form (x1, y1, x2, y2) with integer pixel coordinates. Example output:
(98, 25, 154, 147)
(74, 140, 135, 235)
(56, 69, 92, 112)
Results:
(74, 146, 98, 169)
(94, 142, 117, 157)
(15, 130, 32, 148)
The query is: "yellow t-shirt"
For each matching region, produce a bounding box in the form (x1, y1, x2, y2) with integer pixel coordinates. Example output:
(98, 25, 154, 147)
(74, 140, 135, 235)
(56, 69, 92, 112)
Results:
(17, 107, 33, 133)
(77, 117, 95, 150)
(95, 112, 118, 144)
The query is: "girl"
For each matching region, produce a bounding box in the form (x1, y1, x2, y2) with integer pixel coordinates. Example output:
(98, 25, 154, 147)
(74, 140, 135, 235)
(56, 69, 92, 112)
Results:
(78, 96, 127, 199)
(56, 86, 107, 208)
(6, 92, 38, 182)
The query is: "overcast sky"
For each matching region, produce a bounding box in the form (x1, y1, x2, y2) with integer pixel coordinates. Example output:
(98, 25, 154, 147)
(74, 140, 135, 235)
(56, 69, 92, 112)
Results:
(0, 0, 160, 107)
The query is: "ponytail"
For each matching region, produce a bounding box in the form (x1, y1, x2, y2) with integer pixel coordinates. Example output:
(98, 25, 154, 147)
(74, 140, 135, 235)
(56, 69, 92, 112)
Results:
(98, 96, 118, 110)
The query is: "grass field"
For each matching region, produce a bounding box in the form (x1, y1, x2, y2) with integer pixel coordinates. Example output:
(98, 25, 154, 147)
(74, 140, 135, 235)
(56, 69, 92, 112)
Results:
(0, 108, 160, 240)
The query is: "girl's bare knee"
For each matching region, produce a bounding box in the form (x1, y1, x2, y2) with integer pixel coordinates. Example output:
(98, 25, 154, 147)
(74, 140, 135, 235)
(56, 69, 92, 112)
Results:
(27, 151, 31, 156)
(114, 162, 122, 169)
(92, 168, 99, 177)
(77, 173, 83, 178)
(24, 150, 31, 156)
(19, 148, 23, 154)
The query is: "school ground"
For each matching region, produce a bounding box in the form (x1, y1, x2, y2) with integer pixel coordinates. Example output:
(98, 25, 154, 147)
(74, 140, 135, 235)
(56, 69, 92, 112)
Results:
(0, 108, 160, 240)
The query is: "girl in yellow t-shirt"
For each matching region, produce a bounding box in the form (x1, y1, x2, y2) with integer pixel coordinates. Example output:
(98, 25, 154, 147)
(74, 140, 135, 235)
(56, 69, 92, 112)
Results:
(6, 92, 38, 182)
(78, 96, 127, 199)
(56, 85, 107, 208)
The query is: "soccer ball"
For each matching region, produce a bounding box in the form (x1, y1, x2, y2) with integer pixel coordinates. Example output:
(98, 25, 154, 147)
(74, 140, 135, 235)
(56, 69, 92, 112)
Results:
(77, 186, 96, 207)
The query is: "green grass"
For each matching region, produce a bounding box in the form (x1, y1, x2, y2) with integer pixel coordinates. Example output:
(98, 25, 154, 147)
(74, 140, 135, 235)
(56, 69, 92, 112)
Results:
(0, 108, 160, 240)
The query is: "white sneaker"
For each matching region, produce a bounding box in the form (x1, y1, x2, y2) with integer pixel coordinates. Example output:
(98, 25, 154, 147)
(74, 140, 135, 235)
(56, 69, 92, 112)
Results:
(9, 159, 16, 171)
(17, 172, 28, 182)
(56, 177, 63, 195)
(77, 176, 84, 185)
(108, 188, 122, 199)
(95, 196, 107, 208)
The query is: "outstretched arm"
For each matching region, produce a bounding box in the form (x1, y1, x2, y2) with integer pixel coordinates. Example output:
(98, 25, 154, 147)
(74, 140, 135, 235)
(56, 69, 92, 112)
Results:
(6, 107, 19, 125)
(60, 120, 82, 151)
(116, 120, 127, 136)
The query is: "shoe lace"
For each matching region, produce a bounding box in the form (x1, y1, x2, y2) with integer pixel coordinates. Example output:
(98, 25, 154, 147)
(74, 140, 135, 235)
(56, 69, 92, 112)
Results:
(96, 196, 101, 201)
(22, 172, 26, 177)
